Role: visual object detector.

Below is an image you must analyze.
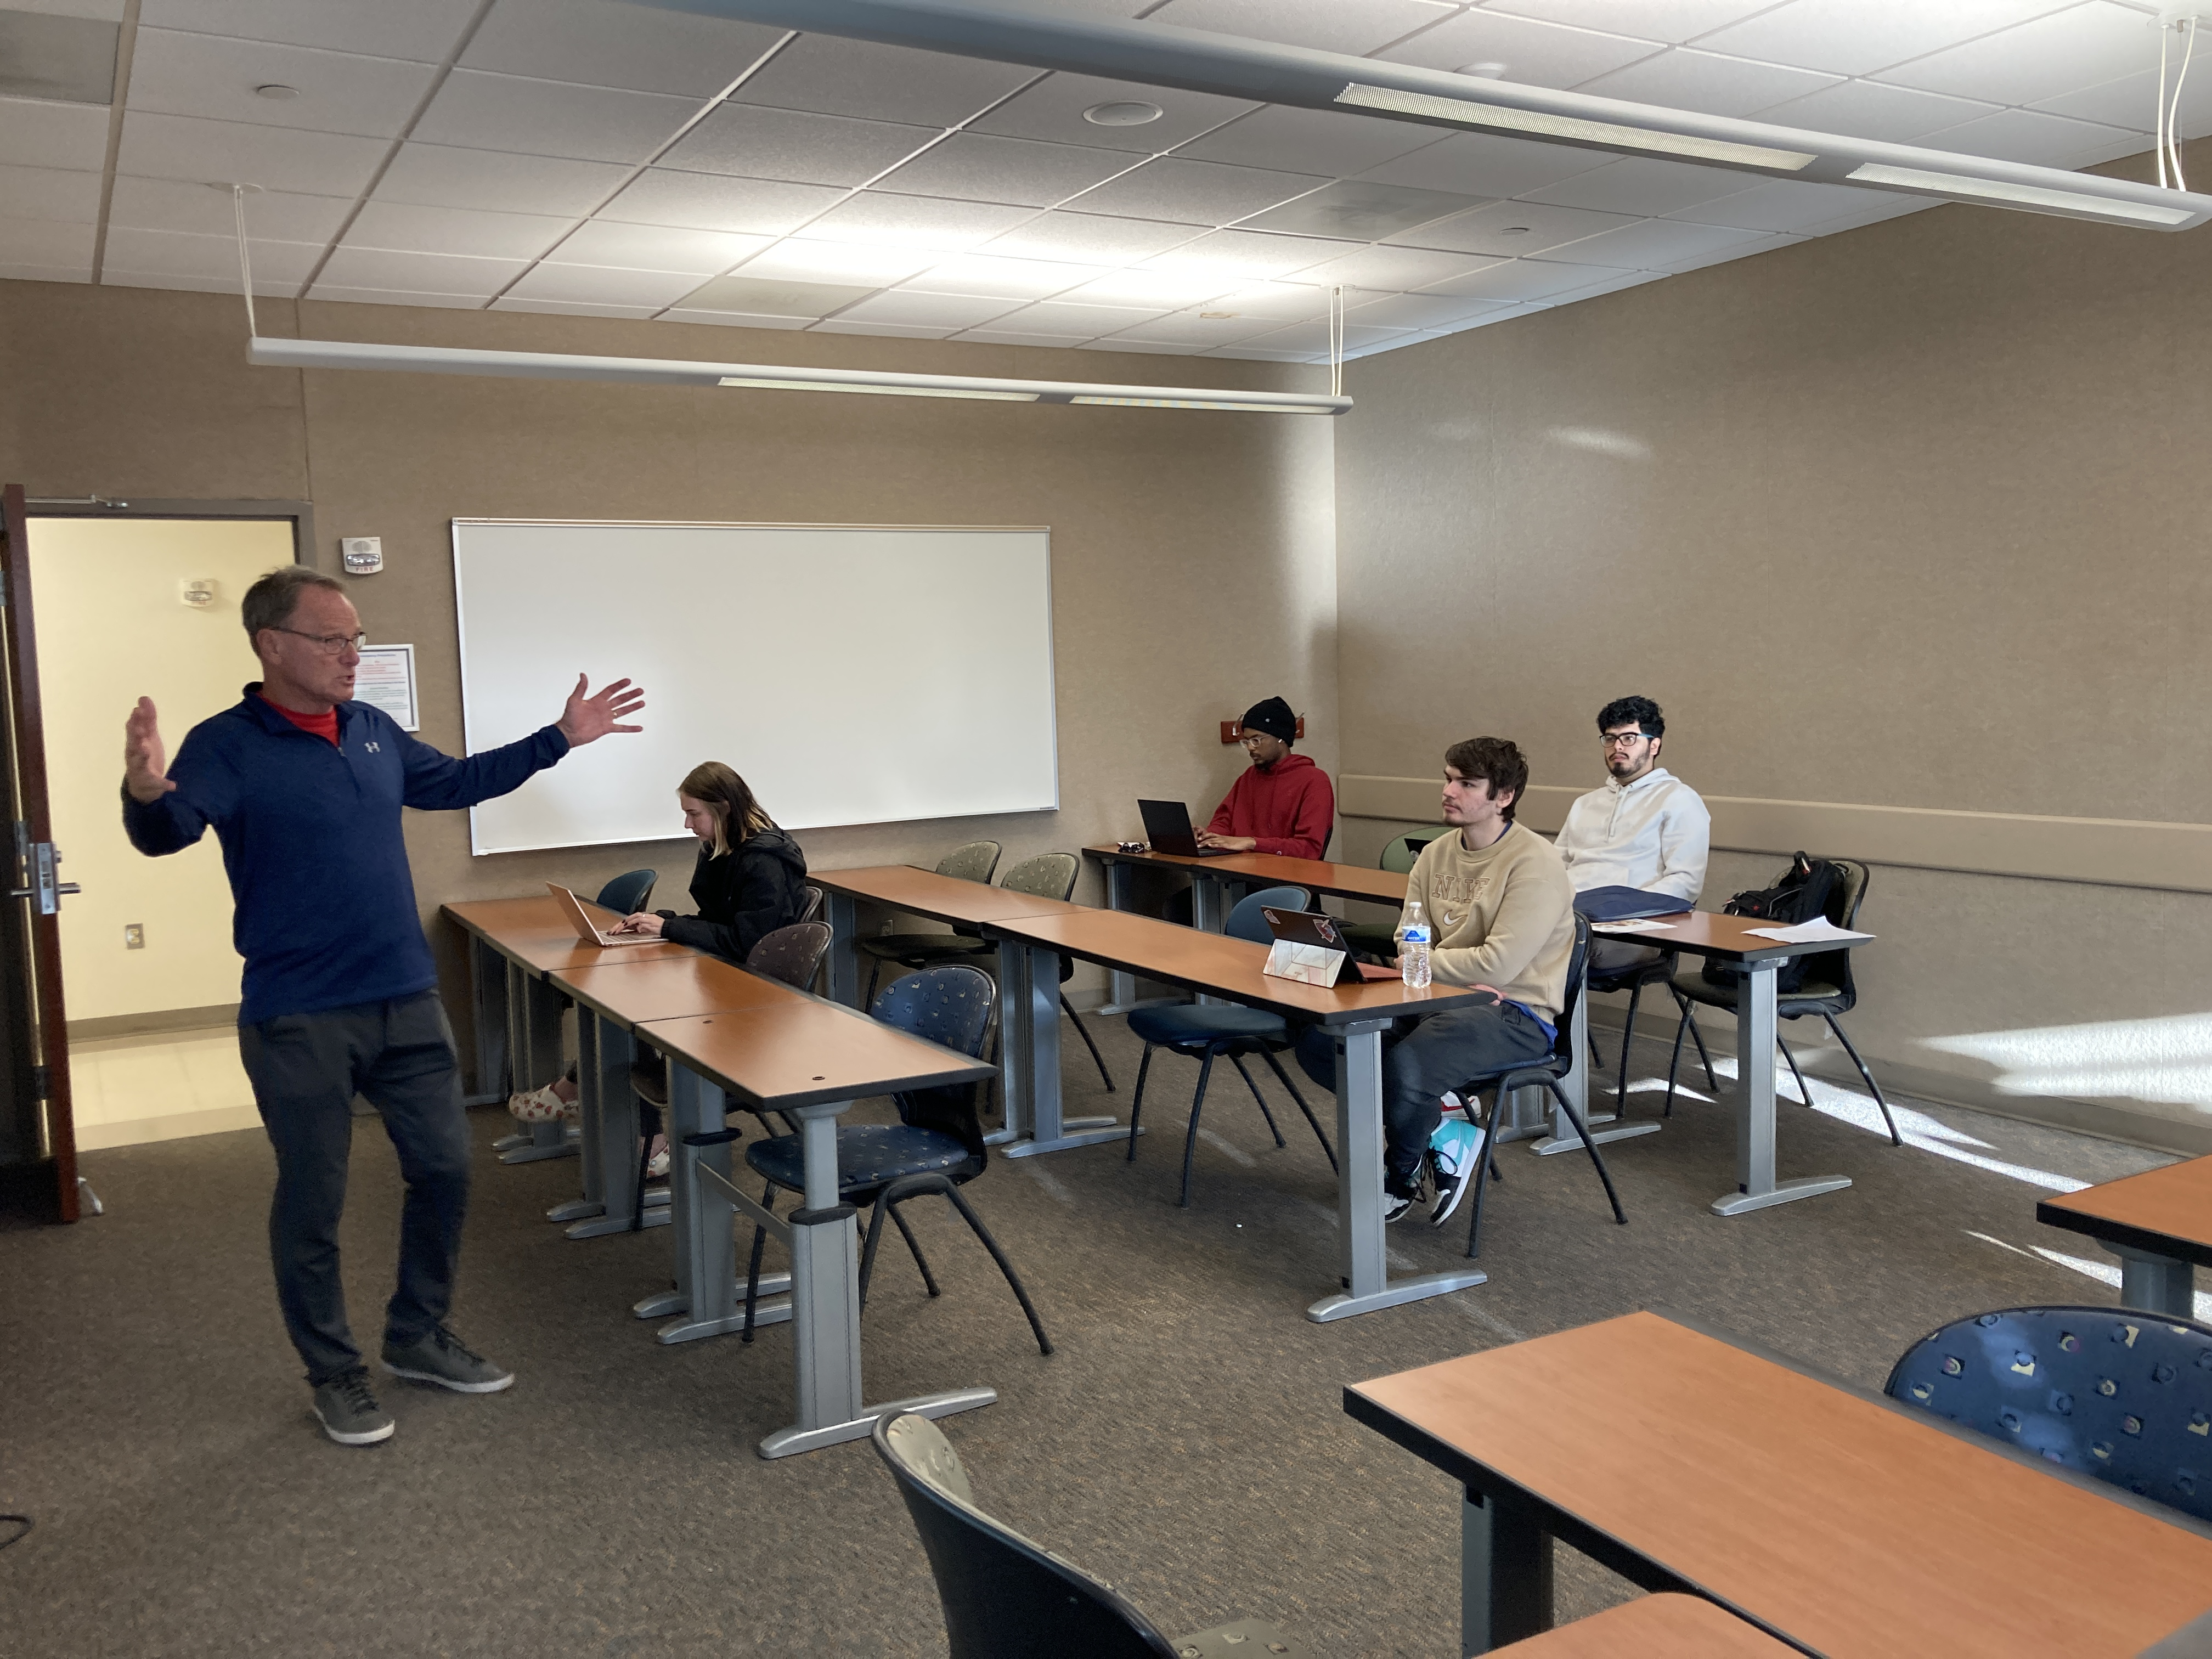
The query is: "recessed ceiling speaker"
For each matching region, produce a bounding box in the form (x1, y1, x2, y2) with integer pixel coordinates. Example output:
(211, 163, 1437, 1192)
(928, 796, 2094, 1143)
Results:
(1083, 99, 1163, 126)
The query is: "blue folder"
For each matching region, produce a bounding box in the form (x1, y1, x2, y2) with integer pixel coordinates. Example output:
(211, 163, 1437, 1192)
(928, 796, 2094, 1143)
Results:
(1572, 885, 1694, 922)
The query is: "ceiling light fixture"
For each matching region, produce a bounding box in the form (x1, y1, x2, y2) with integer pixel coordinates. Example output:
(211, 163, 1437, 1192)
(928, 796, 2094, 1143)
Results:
(622, 0, 2212, 231)
(1083, 99, 1161, 126)
(253, 83, 298, 99)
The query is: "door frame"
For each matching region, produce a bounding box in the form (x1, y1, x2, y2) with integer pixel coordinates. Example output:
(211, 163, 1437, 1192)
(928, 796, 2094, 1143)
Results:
(26, 499, 318, 568)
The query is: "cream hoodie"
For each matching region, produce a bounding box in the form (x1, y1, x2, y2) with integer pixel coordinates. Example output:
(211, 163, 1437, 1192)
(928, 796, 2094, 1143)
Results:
(1402, 820, 1575, 1022)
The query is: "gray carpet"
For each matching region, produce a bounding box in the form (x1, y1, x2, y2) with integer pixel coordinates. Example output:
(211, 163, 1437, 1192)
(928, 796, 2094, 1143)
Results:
(0, 1013, 2172, 1657)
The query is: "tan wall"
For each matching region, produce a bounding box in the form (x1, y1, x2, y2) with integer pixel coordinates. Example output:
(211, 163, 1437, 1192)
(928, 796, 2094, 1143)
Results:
(1333, 149, 2212, 1148)
(0, 281, 1339, 1062)
(28, 517, 286, 1022)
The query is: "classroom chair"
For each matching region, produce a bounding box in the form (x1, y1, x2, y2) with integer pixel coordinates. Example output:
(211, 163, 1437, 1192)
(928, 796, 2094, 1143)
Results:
(1658, 857, 1901, 1146)
(873, 1411, 1305, 1659)
(1458, 915, 1627, 1259)
(1337, 827, 1447, 956)
(739, 966, 1051, 1355)
(1886, 1305, 2212, 1525)
(860, 840, 1003, 999)
(1584, 948, 1713, 1113)
(1125, 886, 1337, 1208)
(596, 867, 658, 916)
(795, 883, 825, 926)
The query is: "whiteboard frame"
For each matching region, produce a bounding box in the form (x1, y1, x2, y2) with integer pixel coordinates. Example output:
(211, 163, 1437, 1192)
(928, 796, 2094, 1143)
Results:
(449, 518, 1060, 855)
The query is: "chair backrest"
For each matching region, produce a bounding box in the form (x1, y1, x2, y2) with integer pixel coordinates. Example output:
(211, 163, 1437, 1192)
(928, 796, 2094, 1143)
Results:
(936, 841, 1002, 884)
(1886, 1305, 2212, 1525)
(998, 852, 1077, 902)
(745, 921, 830, 990)
(871, 966, 997, 1158)
(1548, 913, 1590, 1070)
(1226, 885, 1311, 946)
(1798, 857, 1869, 1008)
(594, 867, 657, 915)
(795, 883, 825, 926)
(873, 1413, 1178, 1659)
(1379, 830, 1448, 875)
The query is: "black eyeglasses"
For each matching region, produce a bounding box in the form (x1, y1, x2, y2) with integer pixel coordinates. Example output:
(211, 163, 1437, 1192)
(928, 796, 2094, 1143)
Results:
(272, 627, 366, 656)
(1601, 731, 1652, 749)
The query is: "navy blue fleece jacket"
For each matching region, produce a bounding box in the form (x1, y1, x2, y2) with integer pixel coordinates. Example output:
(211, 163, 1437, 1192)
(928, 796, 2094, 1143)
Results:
(123, 686, 568, 1024)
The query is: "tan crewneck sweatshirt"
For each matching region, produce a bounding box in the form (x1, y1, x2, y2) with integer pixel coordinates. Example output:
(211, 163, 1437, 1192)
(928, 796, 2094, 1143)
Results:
(1402, 820, 1575, 1021)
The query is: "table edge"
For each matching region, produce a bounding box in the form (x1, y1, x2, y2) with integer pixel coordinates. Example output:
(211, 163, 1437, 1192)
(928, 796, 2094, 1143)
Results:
(2033, 1199, 2212, 1272)
(642, 1000, 995, 1113)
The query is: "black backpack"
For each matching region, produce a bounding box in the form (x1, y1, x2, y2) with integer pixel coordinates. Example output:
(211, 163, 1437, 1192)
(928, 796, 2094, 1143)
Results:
(1701, 852, 1840, 996)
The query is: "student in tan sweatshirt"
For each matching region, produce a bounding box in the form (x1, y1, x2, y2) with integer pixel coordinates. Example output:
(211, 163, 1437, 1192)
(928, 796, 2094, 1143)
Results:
(1296, 736, 1574, 1223)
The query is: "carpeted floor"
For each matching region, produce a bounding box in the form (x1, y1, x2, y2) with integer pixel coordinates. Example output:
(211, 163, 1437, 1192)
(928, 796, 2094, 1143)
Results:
(0, 1012, 2175, 1657)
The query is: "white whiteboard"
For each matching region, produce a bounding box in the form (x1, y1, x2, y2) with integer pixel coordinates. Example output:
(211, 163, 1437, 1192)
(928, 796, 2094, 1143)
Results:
(451, 520, 1058, 856)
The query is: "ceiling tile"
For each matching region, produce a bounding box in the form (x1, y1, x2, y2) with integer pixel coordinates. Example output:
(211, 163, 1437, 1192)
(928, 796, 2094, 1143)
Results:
(1915, 105, 2142, 168)
(1204, 343, 1322, 362)
(983, 210, 1201, 263)
(410, 70, 701, 165)
(1523, 155, 1754, 216)
(1291, 243, 1494, 291)
(504, 261, 707, 307)
(344, 199, 575, 260)
(1051, 266, 1242, 307)
(0, 161, 101, 222)
(1416, 256, 1610, 301)
(1481, 0, 1780, 44)
(599, 169, 846, 234)
(1748, 78, 2002, 142)
(1143, 228, 1353, 278)
(1698, 0, 2075, 80)
(126, 30, 437, 138)
(1874, 2, 2161, 108)
(836, 289, 1024, 328)
(874, 133, 1136, 207)
(1656, 233, 1798, 273)
(5, 1, 123, 20)
(550, 220, 769, 273)
(459, 0, 786, 99)
(0, 11, 118, 104)
(1234, 319, 1412, 352)
(1542, 268, 1666, 302)
(491, 296, 659, 319)
(101, 223, 318, 281)
(306, 283, 487, 308)
(111, 174, 352, 239)
(0, 92, 121, 170)
(2033, 64, 2212, 134)
(1199, 279, 1348, 318)
(731, 35, 1036, 126)
(809, 318, 958, 338)
(1576, 48, 1840, 117)
(901, 252, 1099, 298)
(1069, 156, 1326, 225)
(659, 104, 937, 187)
(1148, 0, 1446, 55)
(992, 298, 1167, 336)
(315, 245, 531, 296)
(1103, 309, 1278, 346)
(1794, 194, 1937, 235)
(137, 0, 476, 62)
(953, 328, 1096, 346)
(0, 213, 95, 265)
(106, 268, 292, 297)
(1069, 337, 1206, 354)
(659, 306, 811, 329)
(2, 260, 92, 282)
(735, 238, 937, 285)
(1348, 291, 1510, 328)
(1669, 178, 1888, 232)
(1358, 131, 1612, 198)
(116, 110, 390, 195)
(1393, 198, 1641, 257)
(969, 71, 1256, 153)
(802, 193, 1032, 249)
(1176, 105, 1441, 177)
(678, 272, 876, 315)
(1235, 178, 1487, 241)
(374, 144, 631, 216)
(1375, 11, 1663, 86)
(1544, 217, 1772, 268)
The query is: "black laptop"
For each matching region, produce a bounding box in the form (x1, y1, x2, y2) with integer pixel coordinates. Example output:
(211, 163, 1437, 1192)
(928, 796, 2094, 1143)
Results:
(1138, 799, 1235, 857)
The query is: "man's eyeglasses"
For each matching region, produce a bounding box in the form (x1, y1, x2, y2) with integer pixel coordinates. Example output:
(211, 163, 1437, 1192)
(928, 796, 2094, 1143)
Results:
(273, 627, 367, 656)
(1601, 731, 1652, 749)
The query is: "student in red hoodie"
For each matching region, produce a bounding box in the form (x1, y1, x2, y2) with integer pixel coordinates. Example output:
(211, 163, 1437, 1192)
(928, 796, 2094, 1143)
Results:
(1197, 696, 1335, 860)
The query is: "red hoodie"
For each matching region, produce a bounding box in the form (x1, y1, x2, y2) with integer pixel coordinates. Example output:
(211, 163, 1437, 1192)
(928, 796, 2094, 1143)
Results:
(1206, 752, 1335, 861)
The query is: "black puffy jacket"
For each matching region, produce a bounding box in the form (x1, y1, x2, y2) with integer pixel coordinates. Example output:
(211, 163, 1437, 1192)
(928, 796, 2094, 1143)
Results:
(659, 827, 808, 964)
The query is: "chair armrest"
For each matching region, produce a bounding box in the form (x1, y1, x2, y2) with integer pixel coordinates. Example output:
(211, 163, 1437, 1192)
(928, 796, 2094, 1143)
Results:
(681, 1127, 744, 1148)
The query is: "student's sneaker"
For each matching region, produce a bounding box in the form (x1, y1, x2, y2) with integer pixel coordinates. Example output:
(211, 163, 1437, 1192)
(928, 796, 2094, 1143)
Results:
(382, 1325, 514, 1394)
(506, 1083, 569, 1123)
(1429, 1119, 1480, 1228)
(1381, 1164, 1427, 1223)
(1438, 1090, 1470, 1121)
(312, 1367, 394, 1446)
(645, 1136, 670, 1180)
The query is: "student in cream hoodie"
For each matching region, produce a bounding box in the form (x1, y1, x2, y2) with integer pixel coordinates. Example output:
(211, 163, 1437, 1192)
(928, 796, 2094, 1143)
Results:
(1555, 695, 1710, 972)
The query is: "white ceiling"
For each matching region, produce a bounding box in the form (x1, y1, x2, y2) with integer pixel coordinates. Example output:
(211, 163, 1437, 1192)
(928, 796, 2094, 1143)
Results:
(1, 0, 2205, 363)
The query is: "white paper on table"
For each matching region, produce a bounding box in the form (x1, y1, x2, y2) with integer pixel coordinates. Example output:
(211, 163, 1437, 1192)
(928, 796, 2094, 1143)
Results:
(1263, 939, 1344, 986)
(1742, 918, 1874, 944)
(1589, 917, 1677, 934)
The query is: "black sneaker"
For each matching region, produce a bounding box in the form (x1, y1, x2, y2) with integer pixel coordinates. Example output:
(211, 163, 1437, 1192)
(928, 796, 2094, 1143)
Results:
(382, 1325, 514, 1394)
(1382, 1170, 1425, 1224)
(312, 1367, 394, 1446)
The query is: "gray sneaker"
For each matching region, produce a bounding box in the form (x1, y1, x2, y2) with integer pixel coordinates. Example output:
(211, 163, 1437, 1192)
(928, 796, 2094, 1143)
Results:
(382, 1325, 514, 1394)
(313, 1368, 394, 1446)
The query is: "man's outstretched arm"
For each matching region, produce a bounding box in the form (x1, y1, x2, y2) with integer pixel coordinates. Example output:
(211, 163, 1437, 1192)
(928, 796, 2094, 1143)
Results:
(121, 697, 216, 855)
(402, 675, 646, 810)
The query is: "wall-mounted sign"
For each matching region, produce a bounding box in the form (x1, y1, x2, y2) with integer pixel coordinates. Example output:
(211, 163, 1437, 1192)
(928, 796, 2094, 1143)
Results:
(354, 644, 417, 732)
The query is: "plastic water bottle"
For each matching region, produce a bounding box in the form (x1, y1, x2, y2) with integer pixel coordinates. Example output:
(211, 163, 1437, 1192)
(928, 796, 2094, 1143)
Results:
(1400, 901, 1431, 990)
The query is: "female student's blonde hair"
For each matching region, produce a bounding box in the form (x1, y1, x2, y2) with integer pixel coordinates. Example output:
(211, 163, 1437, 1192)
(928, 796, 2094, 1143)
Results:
(679, 761, 775, 858)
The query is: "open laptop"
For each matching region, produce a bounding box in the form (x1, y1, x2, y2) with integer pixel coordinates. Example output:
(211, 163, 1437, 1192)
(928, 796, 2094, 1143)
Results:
(1138, 798, 1235, 857)
(1261, 907, 1401, 983)
(546, 882, 656, 946)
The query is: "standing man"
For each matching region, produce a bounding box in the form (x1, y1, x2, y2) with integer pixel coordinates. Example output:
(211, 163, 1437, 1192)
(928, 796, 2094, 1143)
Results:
(1555, 696, 1710, 972)
(1195, 695, 1334, 859)
(122, 566, 644, 1447)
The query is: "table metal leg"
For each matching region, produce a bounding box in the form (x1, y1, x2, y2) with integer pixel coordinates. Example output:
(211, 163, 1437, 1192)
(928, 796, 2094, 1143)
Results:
(1491, 1086, 1551, 1145)
(546, 1006, 607, 1224)
(1532, 989, 1657, 1157)
(468, 936, 512, 1112)
(565, 1014, 674, 1238)
(1461, 1487, 1553, 1655)
(1189, 875, 1229, 1006)
(1003, 944, 1121, 1158)
(1712, 960, 1849, 1216)
(655, 1064, 791, 1343)
(2114, 1246, 2198, 1316)
(990, 934, 1032, 1149)
(827, 891, 860, 1007)
(759, 1101, 994, 1459)
(1093, 857, 1177, 1018)
(1309, 1022, 1488, 1321)
(499, 969, 577, 1165)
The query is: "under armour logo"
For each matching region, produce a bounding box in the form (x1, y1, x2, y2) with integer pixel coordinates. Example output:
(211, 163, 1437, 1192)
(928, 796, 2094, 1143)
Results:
(364, 741, 381, 753)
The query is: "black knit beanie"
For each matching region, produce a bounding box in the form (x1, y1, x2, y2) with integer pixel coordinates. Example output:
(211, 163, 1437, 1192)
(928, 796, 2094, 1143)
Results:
(1241, 697, 1296, 745)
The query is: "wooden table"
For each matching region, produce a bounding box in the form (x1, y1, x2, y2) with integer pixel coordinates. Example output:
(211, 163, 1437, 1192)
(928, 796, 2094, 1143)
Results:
(810, 865, 1118, 1156)
(1496, 1594, 1794, 1657)
(982, 904, 1497, 1322)
(1346, 1310, 2212, 1656)
(2037, 1154, 2212, 1316)
(647, 1000, 998, 1458)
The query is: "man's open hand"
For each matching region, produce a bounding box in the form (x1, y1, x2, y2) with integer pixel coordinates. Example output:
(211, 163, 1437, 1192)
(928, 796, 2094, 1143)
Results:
(555, 675, 646, 747)
(125, 697, 177, 803)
